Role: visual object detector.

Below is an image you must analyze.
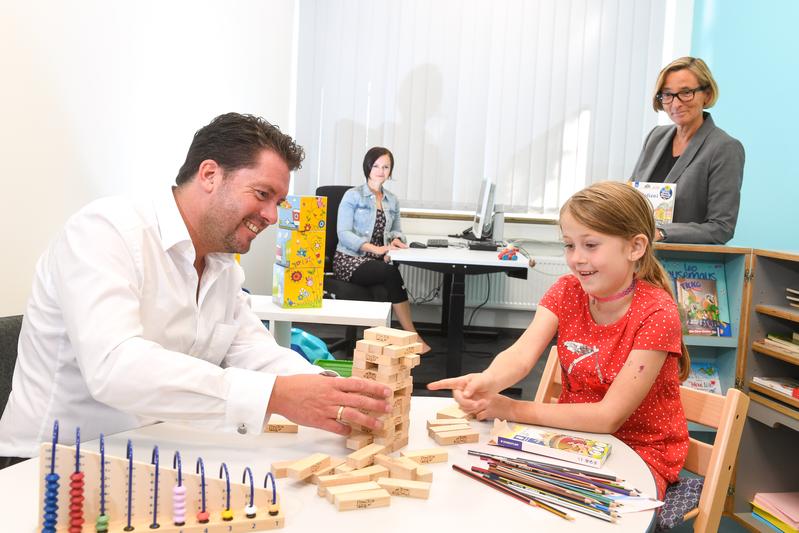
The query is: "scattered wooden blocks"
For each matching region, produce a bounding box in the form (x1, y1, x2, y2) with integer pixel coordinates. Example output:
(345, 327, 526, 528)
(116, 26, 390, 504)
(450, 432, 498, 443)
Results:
(346, 443, 386, 469)
(400, 447, 449, 464)
(335, 488, 392, 511)
(286, 453, 331, 480)
(270, 459, 296, 479)
(265, 414, 299, 433)
(325, 481, 382, 503)
(436, 403, 471, 419)
(376, 477, 432, 499)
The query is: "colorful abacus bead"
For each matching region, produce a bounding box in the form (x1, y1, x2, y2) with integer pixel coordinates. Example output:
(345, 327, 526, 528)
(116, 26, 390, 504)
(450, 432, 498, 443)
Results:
(221, 509, 234, 521)
(172, 485, 186, 526)
(197, 510, 210, 524)
(95, 514, 109, 532)
(42, 472, 60, 533)
(69, 471, 85, 533)
(269, 502, 280, 516)
(244, 504, 257, 519)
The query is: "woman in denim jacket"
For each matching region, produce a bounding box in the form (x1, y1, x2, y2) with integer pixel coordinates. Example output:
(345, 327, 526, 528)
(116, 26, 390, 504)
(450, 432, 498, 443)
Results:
(334, 147, 430, 353)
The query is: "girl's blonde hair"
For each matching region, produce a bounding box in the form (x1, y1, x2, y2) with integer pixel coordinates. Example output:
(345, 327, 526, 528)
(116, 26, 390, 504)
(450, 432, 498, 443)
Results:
(560, 181, 690, 381)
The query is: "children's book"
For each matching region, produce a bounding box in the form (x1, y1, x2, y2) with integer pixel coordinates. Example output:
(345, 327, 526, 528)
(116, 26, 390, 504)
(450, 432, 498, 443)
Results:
(752, 377, 799, 400)
(686, 361, 723, 394)
(676, 277, 727, 336)
(629, 181, 676, 224)
(764, 334, 799, 355)
(661, 260, 731, 337)
(494, 425, 611, 468)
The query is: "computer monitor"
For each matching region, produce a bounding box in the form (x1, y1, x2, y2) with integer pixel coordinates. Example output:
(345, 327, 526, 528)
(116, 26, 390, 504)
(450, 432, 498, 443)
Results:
(472, 178, 496, 240)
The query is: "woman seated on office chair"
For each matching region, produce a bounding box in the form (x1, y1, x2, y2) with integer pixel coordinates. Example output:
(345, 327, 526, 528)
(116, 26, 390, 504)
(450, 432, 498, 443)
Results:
(334, 146, 431, 354)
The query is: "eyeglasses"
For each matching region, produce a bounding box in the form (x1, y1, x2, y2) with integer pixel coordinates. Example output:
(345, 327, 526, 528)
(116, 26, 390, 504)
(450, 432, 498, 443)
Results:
(657, 86, 707, 104)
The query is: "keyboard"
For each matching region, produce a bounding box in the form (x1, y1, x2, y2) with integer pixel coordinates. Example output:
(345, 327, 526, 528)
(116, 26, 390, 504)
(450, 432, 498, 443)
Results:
(426, 238, 450, 248)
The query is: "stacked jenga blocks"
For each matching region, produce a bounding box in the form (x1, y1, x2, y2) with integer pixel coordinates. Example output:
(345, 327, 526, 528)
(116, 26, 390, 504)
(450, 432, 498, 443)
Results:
(346, 326, 423, 453)
(426, 404, 479, 445)
(272, 195, 327, 308)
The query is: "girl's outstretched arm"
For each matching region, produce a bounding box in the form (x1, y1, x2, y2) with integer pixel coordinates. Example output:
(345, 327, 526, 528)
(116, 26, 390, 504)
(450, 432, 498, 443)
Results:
(481, 349, 668, 434)
(428, 306, 558, 413)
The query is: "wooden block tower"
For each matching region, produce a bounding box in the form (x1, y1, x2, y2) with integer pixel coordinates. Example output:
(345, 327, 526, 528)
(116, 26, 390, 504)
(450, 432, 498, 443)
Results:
(346, 326, 423, 453)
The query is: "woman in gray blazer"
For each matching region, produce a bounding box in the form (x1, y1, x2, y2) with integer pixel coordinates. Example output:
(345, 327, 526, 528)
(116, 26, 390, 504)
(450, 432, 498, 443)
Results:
(630, 57, 744, 244)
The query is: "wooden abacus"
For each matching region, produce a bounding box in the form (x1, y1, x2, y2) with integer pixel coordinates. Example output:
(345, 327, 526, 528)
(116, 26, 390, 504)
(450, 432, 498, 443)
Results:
(39, 422, 285, 533)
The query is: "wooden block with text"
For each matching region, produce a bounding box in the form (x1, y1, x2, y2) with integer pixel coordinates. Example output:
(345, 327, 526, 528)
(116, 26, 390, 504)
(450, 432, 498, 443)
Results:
(346, 432, 374, 450)
(325, 481, 382, 503)
(363, 326, 418, 345)
(376, 477, 432, 499)
(335, 488, 391, 511)
(265, 414, 299, 433)
(287, 453, 331, 480)
(400, 447, 449, 464)
(436, 403, 471, 419)
(432, 428, 479, 445)
(346, 443, 386, 469)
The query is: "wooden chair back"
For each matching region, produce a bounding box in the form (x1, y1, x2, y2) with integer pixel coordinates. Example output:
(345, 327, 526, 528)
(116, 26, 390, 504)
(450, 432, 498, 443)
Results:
(534, 347, 749, 533)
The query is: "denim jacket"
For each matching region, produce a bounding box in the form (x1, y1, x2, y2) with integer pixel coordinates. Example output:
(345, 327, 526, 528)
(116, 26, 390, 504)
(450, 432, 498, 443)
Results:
(336, 182, 405, 256)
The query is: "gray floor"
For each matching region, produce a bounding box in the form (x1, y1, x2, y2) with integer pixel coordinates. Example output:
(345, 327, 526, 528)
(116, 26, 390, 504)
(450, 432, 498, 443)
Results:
(294, 321, 749, 533)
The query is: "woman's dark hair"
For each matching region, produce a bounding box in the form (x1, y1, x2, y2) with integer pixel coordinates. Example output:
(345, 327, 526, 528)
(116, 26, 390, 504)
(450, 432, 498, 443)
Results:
(175, 113, 304, 185)
(362, 147, 394, 180)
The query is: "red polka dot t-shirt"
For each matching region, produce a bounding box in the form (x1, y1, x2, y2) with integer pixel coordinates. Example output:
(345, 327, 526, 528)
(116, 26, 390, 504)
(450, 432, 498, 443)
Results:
(539, 275, 689, 494)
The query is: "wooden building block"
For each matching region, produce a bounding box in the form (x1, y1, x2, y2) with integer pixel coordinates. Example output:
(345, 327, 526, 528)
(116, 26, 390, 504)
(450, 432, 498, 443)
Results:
(356, 338, 389, 354)
(270, 459, 296, 478)
(427, 424, 471, 436)
(334, 463, 354, 474)
(265, 414, 299, 433)
(363, 351, 404, 366)
(388, 435, 409, 453)
(432, 428, 480, 445)
(437, 403, 470, 419)
(335, 488, 392, 511)
(376, 477, 432, 499)
(383, 342, 423, 357)
(309, 457, 346, 483)
(346, 443, 386, 469)
(287, 453, 331, 480)
(346, 432, 374, 450)
(400, 447, 449, 464)
(364, 326, 418, 345)
(326, 481, 382, 503)
(391, 376, 413, 392)
(427, 418, 469, 428)
(402, 353, 421, 368)
(415, 464, 433, 482)
(317, 472, 372, 497)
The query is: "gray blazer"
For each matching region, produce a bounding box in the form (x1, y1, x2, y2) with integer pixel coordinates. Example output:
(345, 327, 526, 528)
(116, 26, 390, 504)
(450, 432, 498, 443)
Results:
(630, 113, 745, 244)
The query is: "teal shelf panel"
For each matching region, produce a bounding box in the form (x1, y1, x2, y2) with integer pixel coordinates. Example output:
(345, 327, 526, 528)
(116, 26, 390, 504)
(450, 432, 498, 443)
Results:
(683, 335, 738, 348)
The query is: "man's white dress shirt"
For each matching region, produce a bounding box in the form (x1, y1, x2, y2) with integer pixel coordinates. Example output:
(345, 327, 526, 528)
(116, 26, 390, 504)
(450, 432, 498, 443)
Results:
(0, 188, 320, 457)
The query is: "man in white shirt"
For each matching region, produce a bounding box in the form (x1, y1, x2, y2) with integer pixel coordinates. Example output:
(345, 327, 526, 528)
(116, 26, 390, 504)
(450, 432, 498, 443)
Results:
(0, 113, 391, 462)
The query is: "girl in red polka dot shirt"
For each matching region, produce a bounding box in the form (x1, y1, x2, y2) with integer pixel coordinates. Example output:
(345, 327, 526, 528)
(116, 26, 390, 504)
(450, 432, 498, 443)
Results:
(429, 181, 690, 499)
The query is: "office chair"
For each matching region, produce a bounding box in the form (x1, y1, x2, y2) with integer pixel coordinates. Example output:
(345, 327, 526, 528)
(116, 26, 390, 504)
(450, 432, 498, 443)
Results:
(0, 315, 23, 415)
(535, 347, 750, 532)
(315, 185, 390, 354)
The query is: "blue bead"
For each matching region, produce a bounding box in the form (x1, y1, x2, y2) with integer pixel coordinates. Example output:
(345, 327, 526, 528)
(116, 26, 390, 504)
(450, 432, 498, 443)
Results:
(45, 473, 60, 481)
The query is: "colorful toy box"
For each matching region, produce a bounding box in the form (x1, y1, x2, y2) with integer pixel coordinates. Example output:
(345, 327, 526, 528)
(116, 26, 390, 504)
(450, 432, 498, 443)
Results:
(275, 228, 326, 269)
(272, 264, 323, 308)
(277, 195, 328, 232)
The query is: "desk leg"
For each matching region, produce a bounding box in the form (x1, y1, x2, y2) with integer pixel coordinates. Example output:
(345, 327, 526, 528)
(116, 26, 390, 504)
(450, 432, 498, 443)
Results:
(271, 319, 292, 348)
(440, 272, 452, 335)
(446, 273, 465, 377)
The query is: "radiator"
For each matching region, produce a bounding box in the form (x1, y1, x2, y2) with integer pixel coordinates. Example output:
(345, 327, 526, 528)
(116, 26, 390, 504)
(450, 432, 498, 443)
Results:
(399, 256, 570, 310)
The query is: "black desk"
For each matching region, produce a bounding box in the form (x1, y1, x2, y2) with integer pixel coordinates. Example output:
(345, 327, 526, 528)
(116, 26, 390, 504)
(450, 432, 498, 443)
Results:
(388, 247, 528, 377)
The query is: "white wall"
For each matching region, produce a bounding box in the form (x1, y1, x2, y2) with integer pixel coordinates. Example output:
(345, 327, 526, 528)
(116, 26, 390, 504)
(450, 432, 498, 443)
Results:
(0, 0, 296, 315)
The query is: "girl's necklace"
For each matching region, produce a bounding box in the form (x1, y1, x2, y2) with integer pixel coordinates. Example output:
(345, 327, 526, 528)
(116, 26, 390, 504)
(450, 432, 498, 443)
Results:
(590, 278, 636, 305)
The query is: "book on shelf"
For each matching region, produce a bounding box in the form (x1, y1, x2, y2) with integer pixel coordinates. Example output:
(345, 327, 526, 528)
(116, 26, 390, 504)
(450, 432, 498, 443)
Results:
(787, 287, 799, 296)
(493, 425, 611, 468)
(751, 502, 799, 533)
(629, 181, 676, 224)
(764, 334, 799, 355)
(752, 492, 799, 531)
(685, 361, 723, 394)
(752, 377, 799, 400)
(675, 277, 730, 336)
(661, 260, 731, 337)
(794, 332, 799, 343)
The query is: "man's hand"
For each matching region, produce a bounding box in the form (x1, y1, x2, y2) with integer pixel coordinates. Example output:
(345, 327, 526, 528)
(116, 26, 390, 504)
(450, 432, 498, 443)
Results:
(267, 375, 392, 435)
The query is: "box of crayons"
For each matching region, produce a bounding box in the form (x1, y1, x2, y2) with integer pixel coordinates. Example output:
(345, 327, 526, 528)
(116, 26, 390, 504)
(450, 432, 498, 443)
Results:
(495, 425, 611, 468)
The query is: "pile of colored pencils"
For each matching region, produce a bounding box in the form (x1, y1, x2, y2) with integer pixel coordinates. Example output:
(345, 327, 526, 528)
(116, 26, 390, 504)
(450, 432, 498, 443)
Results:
(453, 450, 640, 522)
